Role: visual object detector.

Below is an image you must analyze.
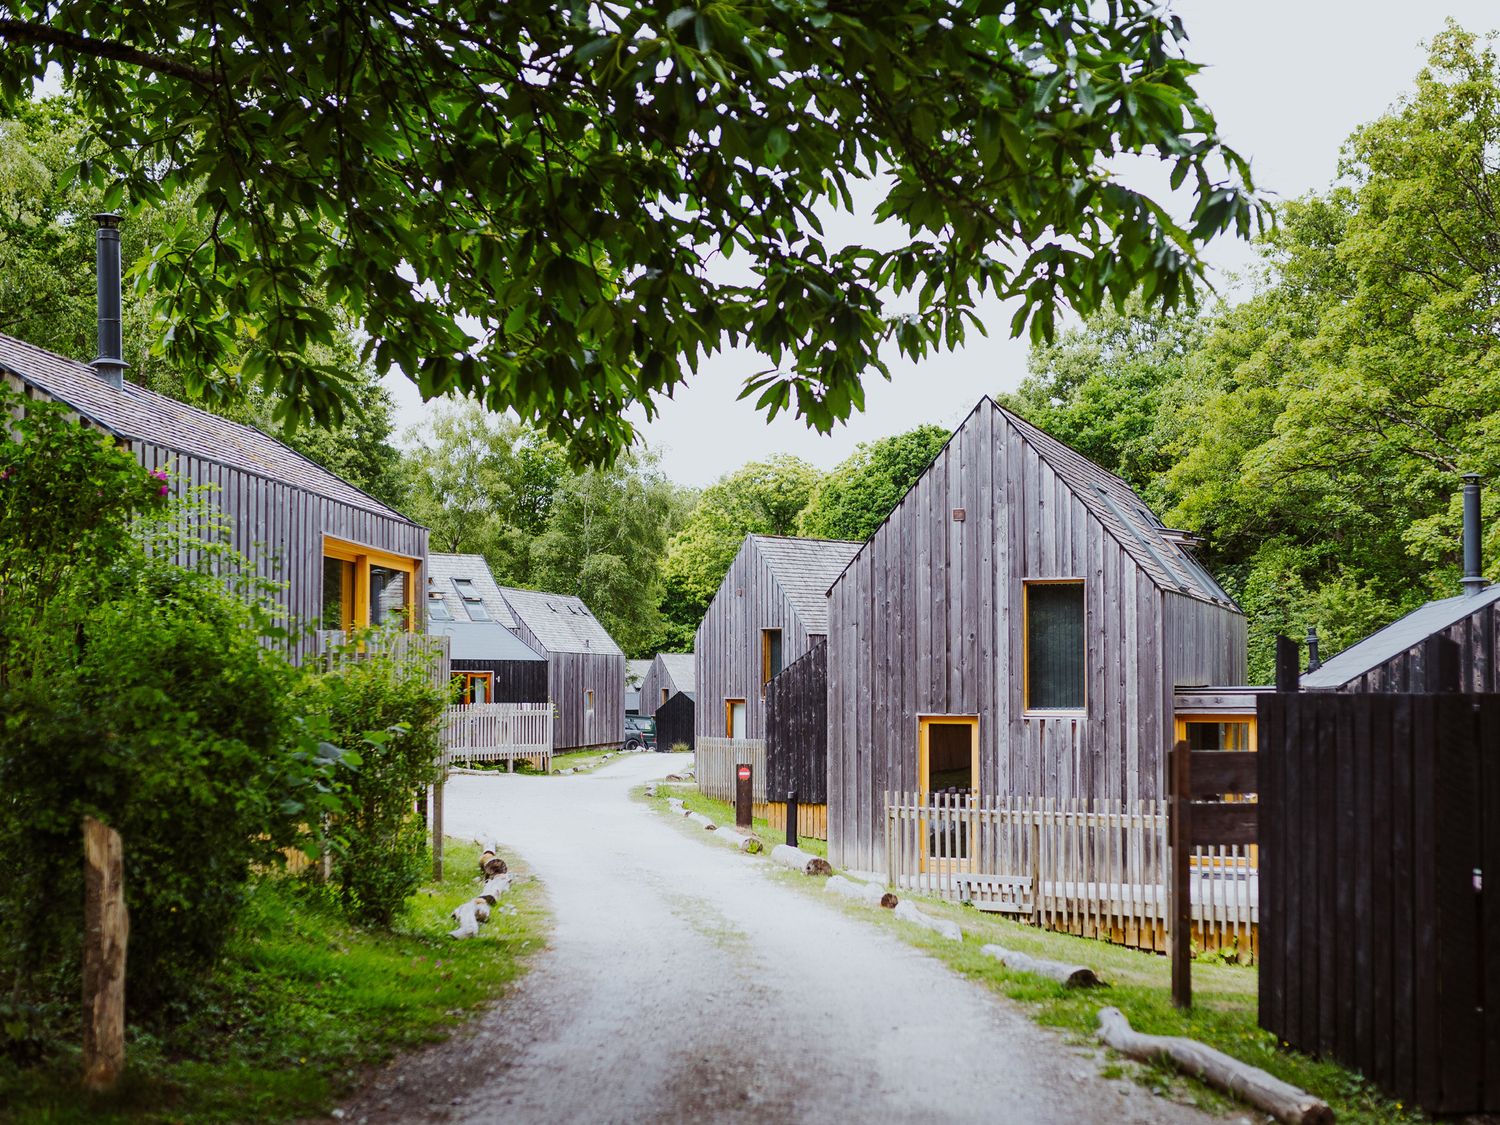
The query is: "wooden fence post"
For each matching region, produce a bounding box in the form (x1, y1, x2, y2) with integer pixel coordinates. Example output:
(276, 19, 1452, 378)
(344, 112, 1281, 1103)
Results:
(82, 816, 127, 1092)
(1169, 741, 1193, 1009)
(432, 759, 445, 882)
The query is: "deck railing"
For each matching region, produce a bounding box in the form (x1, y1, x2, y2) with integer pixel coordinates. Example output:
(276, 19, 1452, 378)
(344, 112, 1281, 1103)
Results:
(885, 792, 1258, 961)
(696, 737, 766, 802)
(444, 702, 554, 772)
(314, 629, 452, 690)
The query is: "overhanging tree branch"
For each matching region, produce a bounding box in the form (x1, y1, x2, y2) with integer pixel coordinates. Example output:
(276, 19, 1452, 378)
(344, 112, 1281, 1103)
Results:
(0, 20, 216, 87)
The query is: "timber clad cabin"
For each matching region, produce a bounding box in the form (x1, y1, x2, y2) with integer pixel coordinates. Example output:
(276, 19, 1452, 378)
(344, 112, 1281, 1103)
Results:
(0, 334, 428, 661)
(642, 652, 696, 750)
(826, 398, 1246, 872)
(496, 585, 625, 751)
(426, 554, 547, 704)
(0, 218, 428, 660)
(695, 535, 862, 743)
(625, 659, 653, 715)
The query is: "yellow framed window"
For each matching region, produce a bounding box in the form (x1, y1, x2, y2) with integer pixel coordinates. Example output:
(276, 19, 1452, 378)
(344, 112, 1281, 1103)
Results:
(456, 672, 493, 705)
(1024, 579, 1085, 711)
(725, 698, 746, 738)
(917, 715, 979, 868)
(321, 536, 418, 632)
(761, 628, 783, 691)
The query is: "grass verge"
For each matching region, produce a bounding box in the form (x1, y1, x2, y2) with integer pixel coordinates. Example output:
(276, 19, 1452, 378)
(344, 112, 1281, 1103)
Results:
(645, 780, 1418, 1124)
(650, 784, 828, 860)
(0, 841, 547, 1124)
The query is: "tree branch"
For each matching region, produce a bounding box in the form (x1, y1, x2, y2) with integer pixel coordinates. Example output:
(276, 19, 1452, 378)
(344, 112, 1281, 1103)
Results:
(0, 20, 217, 87)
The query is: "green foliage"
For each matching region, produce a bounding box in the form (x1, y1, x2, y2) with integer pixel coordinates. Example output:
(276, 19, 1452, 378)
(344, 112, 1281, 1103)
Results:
(0, 97, 405, 506)
(306, 642, 447, 927)
(655, 456, 823, 651)
(0, 3, 1261, 462)
(0, 387, 348, 1022)
(799, 426, 951, 541)
(0, 844, 548, 1122)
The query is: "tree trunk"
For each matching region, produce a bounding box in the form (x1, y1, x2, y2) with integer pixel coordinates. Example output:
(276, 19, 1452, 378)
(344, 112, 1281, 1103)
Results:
(82, 817, 127, 1092)
(1096, 1007, 1332, 1125)
(980, 944, 1101, 988)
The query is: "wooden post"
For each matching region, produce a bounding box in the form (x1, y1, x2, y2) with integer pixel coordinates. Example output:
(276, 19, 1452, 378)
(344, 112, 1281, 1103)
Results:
(1275, 634, 1301, 693)
(432, 772, 445, 882)
(82, 816, 127, 1092)
(1030, 814, 1042, 928)
(785, 789, 799, 848)
(735, 763, 752, 830)
(1169, 740, 1192, 1009)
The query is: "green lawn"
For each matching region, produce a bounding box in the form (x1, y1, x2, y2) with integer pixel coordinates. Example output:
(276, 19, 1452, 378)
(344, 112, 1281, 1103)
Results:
(0, 841, 548, 1123)
(644, 783, 1421, 1124)
(650, 782, 829, 859)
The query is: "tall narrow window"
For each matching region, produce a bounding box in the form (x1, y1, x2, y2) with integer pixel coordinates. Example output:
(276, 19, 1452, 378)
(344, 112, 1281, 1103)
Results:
(761, 629, 783, 688)
(726, 698, 746, 738)
(661, 688, 670, 707)
(455, 671, 493, 705)
(585, 689, 595, 712)
(1025, 581, 1085, 710)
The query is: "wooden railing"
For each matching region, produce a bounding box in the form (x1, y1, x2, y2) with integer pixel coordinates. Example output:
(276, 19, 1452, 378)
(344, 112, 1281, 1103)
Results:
(444, 702, 554, 772)
(314, 629, 452, 689)
(885, 792, 1258, 961)
(696, 737, 766, 802)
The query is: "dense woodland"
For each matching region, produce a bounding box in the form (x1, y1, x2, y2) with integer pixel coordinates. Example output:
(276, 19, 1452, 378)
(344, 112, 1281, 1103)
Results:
(3, 27, 1497, 678)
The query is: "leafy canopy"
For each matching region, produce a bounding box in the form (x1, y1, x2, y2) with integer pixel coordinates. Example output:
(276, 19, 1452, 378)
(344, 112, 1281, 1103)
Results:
(0, 1, 1260, 462)
(799, 424, 951, 540)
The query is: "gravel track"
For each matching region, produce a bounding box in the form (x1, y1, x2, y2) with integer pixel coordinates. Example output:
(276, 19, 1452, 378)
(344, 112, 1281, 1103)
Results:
(334, 754, 1217, 1124)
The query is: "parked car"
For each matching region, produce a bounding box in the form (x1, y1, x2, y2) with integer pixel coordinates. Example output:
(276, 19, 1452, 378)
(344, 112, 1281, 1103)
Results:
(623, 714, 657, 752)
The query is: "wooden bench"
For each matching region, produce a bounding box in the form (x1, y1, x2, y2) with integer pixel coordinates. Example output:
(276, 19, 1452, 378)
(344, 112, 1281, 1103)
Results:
(952, 874, 1033, 915)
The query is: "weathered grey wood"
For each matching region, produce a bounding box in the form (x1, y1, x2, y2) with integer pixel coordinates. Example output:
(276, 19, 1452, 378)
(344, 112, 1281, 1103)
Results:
(825, 400, 1245, 871)
(498, 591, 626, 752)
(1097, 1007, 1333, 1125)
(82, 817, 128, 1092)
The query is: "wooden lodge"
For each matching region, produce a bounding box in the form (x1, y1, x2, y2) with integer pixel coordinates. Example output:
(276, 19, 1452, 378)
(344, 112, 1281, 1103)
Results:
(824, 398, 1246, 873)
(496, 585, 625, 751)
(0, 340, 428, 662)
(426, 554, 547, 704)
(625, 659, 653, 715)
(641, 652, 695, 751)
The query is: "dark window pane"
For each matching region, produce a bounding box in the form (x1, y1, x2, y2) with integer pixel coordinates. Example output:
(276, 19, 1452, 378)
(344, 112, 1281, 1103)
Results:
(322, 556, 349, 630)
(1027, 583, 1085, 709)
(370, 564, 407, 627)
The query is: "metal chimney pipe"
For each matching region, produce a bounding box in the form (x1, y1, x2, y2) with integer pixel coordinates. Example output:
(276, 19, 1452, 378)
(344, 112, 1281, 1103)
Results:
(91, 213, 127, 391)
(1305, 626, 1322, 673)
(1462, 473, 1485, 596)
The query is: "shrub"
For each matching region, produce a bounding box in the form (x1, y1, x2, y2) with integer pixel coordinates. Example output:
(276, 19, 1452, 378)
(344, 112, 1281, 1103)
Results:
(308, 641, 447, 926)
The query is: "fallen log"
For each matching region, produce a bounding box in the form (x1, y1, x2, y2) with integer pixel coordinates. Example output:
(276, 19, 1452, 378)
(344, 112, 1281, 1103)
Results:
(449, 843, 514, 939)
(893, 900, 962, 940)
(980, 944, 1102, 988)
(685, 811, 717, 830)
(667, 797, 685, 813)
(1095, 1007, 1333, 1125)
(712, 827, 764, 854)
(824, 874, 898, 908)
(770, 844, 833, 876)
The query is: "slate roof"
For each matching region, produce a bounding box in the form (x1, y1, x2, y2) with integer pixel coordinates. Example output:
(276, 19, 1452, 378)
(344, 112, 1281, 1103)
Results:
(998, 403, 1235, 608)
(0, 333, 412, 521)
(427, 554, 519, 629)
(626, 659, 652, 687)
(429, 620, 544, 662)
(1301, 585, 1500, 689)
(753, 535, 863, 635)
(497, 586, 625, 656)
(656, 652, 696, 694)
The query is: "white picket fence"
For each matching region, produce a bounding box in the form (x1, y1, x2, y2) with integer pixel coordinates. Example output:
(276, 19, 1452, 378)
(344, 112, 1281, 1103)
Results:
(886, 792, 1259, 961)
(444, 702, 554, 771)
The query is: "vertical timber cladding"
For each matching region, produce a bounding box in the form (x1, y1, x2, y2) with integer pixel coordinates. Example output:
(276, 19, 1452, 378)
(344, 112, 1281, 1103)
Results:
(765, 640, 829, 804)
(825, 399, 1246, 871)
(133, 442, 428, 663)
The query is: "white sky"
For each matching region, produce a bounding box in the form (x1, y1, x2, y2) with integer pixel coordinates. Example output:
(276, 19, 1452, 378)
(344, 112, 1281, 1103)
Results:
(384, 3, 1500, 487)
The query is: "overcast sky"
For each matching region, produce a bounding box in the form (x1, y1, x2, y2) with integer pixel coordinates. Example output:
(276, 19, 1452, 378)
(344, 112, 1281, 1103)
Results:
(383, 3, 1500, 487)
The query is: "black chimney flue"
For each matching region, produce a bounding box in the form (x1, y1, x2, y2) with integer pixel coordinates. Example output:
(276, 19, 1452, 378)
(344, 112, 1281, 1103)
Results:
(1305, 626, 1322, 673)
(91, 213, 126, 391)
(1462, 473, 1485, 596)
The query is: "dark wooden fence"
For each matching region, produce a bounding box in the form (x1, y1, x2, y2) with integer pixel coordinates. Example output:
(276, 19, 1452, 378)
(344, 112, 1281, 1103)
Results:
(655, 691, 695, 752)
(766, 640, 827, 804)
(1258, 690, 1499, 1114)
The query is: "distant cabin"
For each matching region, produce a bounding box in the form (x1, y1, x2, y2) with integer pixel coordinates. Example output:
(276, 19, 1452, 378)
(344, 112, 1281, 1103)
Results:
(0, 333, 427, 660)
(625, 659, 653, 715)
(825, 398, 1245, 871)
(695, 535, 861, 743)
(641, 652, 696, 751)
(497, 586, 625, 751)
(426, 554, 547, 704)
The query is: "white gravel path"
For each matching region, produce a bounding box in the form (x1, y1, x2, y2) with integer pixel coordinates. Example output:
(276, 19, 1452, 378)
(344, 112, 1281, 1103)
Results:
(336, 754, 1218, 1124)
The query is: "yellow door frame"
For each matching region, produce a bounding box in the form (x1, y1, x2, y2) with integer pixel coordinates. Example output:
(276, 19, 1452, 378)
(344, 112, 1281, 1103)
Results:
(1174, 712, 1259, 867)
(725, 697, 746, 738)
(916, 715, 979, 871)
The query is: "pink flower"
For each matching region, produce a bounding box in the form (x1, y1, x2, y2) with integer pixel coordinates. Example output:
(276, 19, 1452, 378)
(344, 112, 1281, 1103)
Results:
(159, 484, 169, 496)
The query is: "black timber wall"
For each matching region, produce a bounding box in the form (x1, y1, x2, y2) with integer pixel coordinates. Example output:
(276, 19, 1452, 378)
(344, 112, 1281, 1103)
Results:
(766, 640, 827, 803)
(1331, 600, 1500, 692)
(1258, 689, 1500, 1114)
(451, 657, 548, 704)
(655, 692, 695, 751)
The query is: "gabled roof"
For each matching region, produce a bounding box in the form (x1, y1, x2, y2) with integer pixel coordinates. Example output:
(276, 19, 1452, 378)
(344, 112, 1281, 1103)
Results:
(497, 585, 625, 656)
(998, 403, 1234, 608)
(752, 535, 863, 635)
(656, 652, 696, 694)
(825, 399, 1236, 610)
(429, 620, 544, 662)
(427, 553, 519, 629)
(0, 333, 412, 522)
(626, 659, 652, 687)
(1301, 585, 1500, 689)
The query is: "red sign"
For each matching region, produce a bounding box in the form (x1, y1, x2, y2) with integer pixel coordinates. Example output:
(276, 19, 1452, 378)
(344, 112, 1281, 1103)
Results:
(737, 765, 751, 781)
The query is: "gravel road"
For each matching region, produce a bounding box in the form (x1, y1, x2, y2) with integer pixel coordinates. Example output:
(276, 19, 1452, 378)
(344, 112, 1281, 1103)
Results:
(335, 754, 1217, 1124)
